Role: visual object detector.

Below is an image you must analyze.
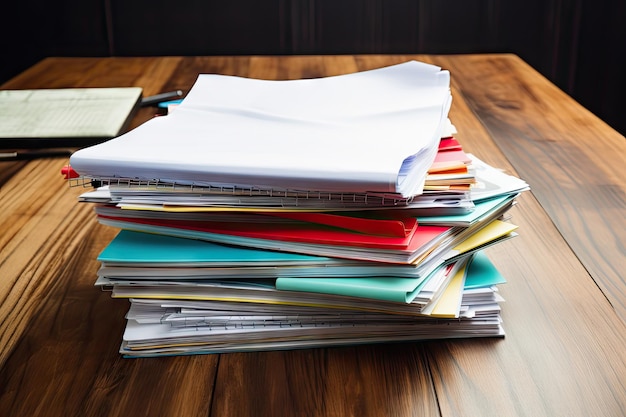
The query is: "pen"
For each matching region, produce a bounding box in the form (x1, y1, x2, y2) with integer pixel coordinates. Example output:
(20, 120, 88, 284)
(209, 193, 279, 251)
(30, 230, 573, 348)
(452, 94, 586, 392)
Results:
(140, 90, 184, 107)
(0, 149, 73, 161)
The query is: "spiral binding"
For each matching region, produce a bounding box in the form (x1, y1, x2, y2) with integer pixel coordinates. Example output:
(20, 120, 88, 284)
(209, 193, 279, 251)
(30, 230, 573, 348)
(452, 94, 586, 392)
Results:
(70, 176, 414, 207)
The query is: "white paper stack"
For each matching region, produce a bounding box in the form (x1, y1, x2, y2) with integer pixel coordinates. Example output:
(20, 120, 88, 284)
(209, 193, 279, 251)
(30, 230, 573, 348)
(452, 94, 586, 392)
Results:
(70, 61, 452, 198)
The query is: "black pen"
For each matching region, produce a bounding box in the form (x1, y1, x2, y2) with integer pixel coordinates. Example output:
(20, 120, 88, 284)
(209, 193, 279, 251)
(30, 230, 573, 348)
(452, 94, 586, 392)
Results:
(140, 90, 184, 107)
(0, 149, 73, 161)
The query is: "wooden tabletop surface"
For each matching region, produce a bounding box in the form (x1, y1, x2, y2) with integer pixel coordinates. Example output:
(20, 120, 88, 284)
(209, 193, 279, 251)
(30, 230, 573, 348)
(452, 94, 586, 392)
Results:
(1, 55, 625, 417)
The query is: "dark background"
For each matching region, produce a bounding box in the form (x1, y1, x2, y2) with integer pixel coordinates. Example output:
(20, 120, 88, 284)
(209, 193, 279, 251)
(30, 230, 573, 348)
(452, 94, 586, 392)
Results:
(2, 0, 624, 135)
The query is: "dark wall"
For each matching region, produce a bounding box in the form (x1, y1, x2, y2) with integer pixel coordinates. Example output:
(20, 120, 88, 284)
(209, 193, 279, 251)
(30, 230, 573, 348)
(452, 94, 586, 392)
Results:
(2, 0, 110, 81)
(574, 1, 626, 137)
(2, 0, 624, 135)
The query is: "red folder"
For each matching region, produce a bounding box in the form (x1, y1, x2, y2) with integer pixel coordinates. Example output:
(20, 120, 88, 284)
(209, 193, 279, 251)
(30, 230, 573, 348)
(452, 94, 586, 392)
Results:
(433, 148, 472, 165)
(438, 137, 463, 151)
(264, 212, 415, 238)
(96, 213, 450, 251)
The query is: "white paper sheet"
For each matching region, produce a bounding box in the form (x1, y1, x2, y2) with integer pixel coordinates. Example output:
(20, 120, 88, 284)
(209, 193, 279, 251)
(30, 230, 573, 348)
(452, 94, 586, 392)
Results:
(70, 61, 451, 197)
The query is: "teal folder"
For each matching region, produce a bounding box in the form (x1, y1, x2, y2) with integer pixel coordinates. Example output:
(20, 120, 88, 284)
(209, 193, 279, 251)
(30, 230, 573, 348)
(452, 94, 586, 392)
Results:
(276, 275, 432, 303)
(463, 251, 507, 288)
(98, 230, 331, 266)
(97, 230, 440, 279)
(275, 251, 506, 303)
(416, 195, 514, 226)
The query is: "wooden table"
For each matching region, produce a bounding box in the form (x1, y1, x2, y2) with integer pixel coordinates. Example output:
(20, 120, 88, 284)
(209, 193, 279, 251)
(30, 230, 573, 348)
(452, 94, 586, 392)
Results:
(1, 55, 625, 417)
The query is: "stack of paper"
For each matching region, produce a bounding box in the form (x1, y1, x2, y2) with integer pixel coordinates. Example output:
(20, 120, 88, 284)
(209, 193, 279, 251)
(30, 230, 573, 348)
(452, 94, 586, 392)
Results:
(69, 61, 529, 357)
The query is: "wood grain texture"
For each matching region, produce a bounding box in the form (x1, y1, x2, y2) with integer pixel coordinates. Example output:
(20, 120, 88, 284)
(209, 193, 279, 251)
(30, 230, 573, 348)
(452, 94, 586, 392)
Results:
(421, 54, 626, 416)
(1, 55, 625, 417)
(0, 59, 220, 417)
(212, 345, 439, 417)
(433, 54, 626, 321)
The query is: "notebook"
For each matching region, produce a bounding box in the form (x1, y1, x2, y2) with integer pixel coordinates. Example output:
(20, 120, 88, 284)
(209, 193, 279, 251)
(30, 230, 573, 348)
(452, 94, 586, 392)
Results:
(0, 87, 142, 148)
